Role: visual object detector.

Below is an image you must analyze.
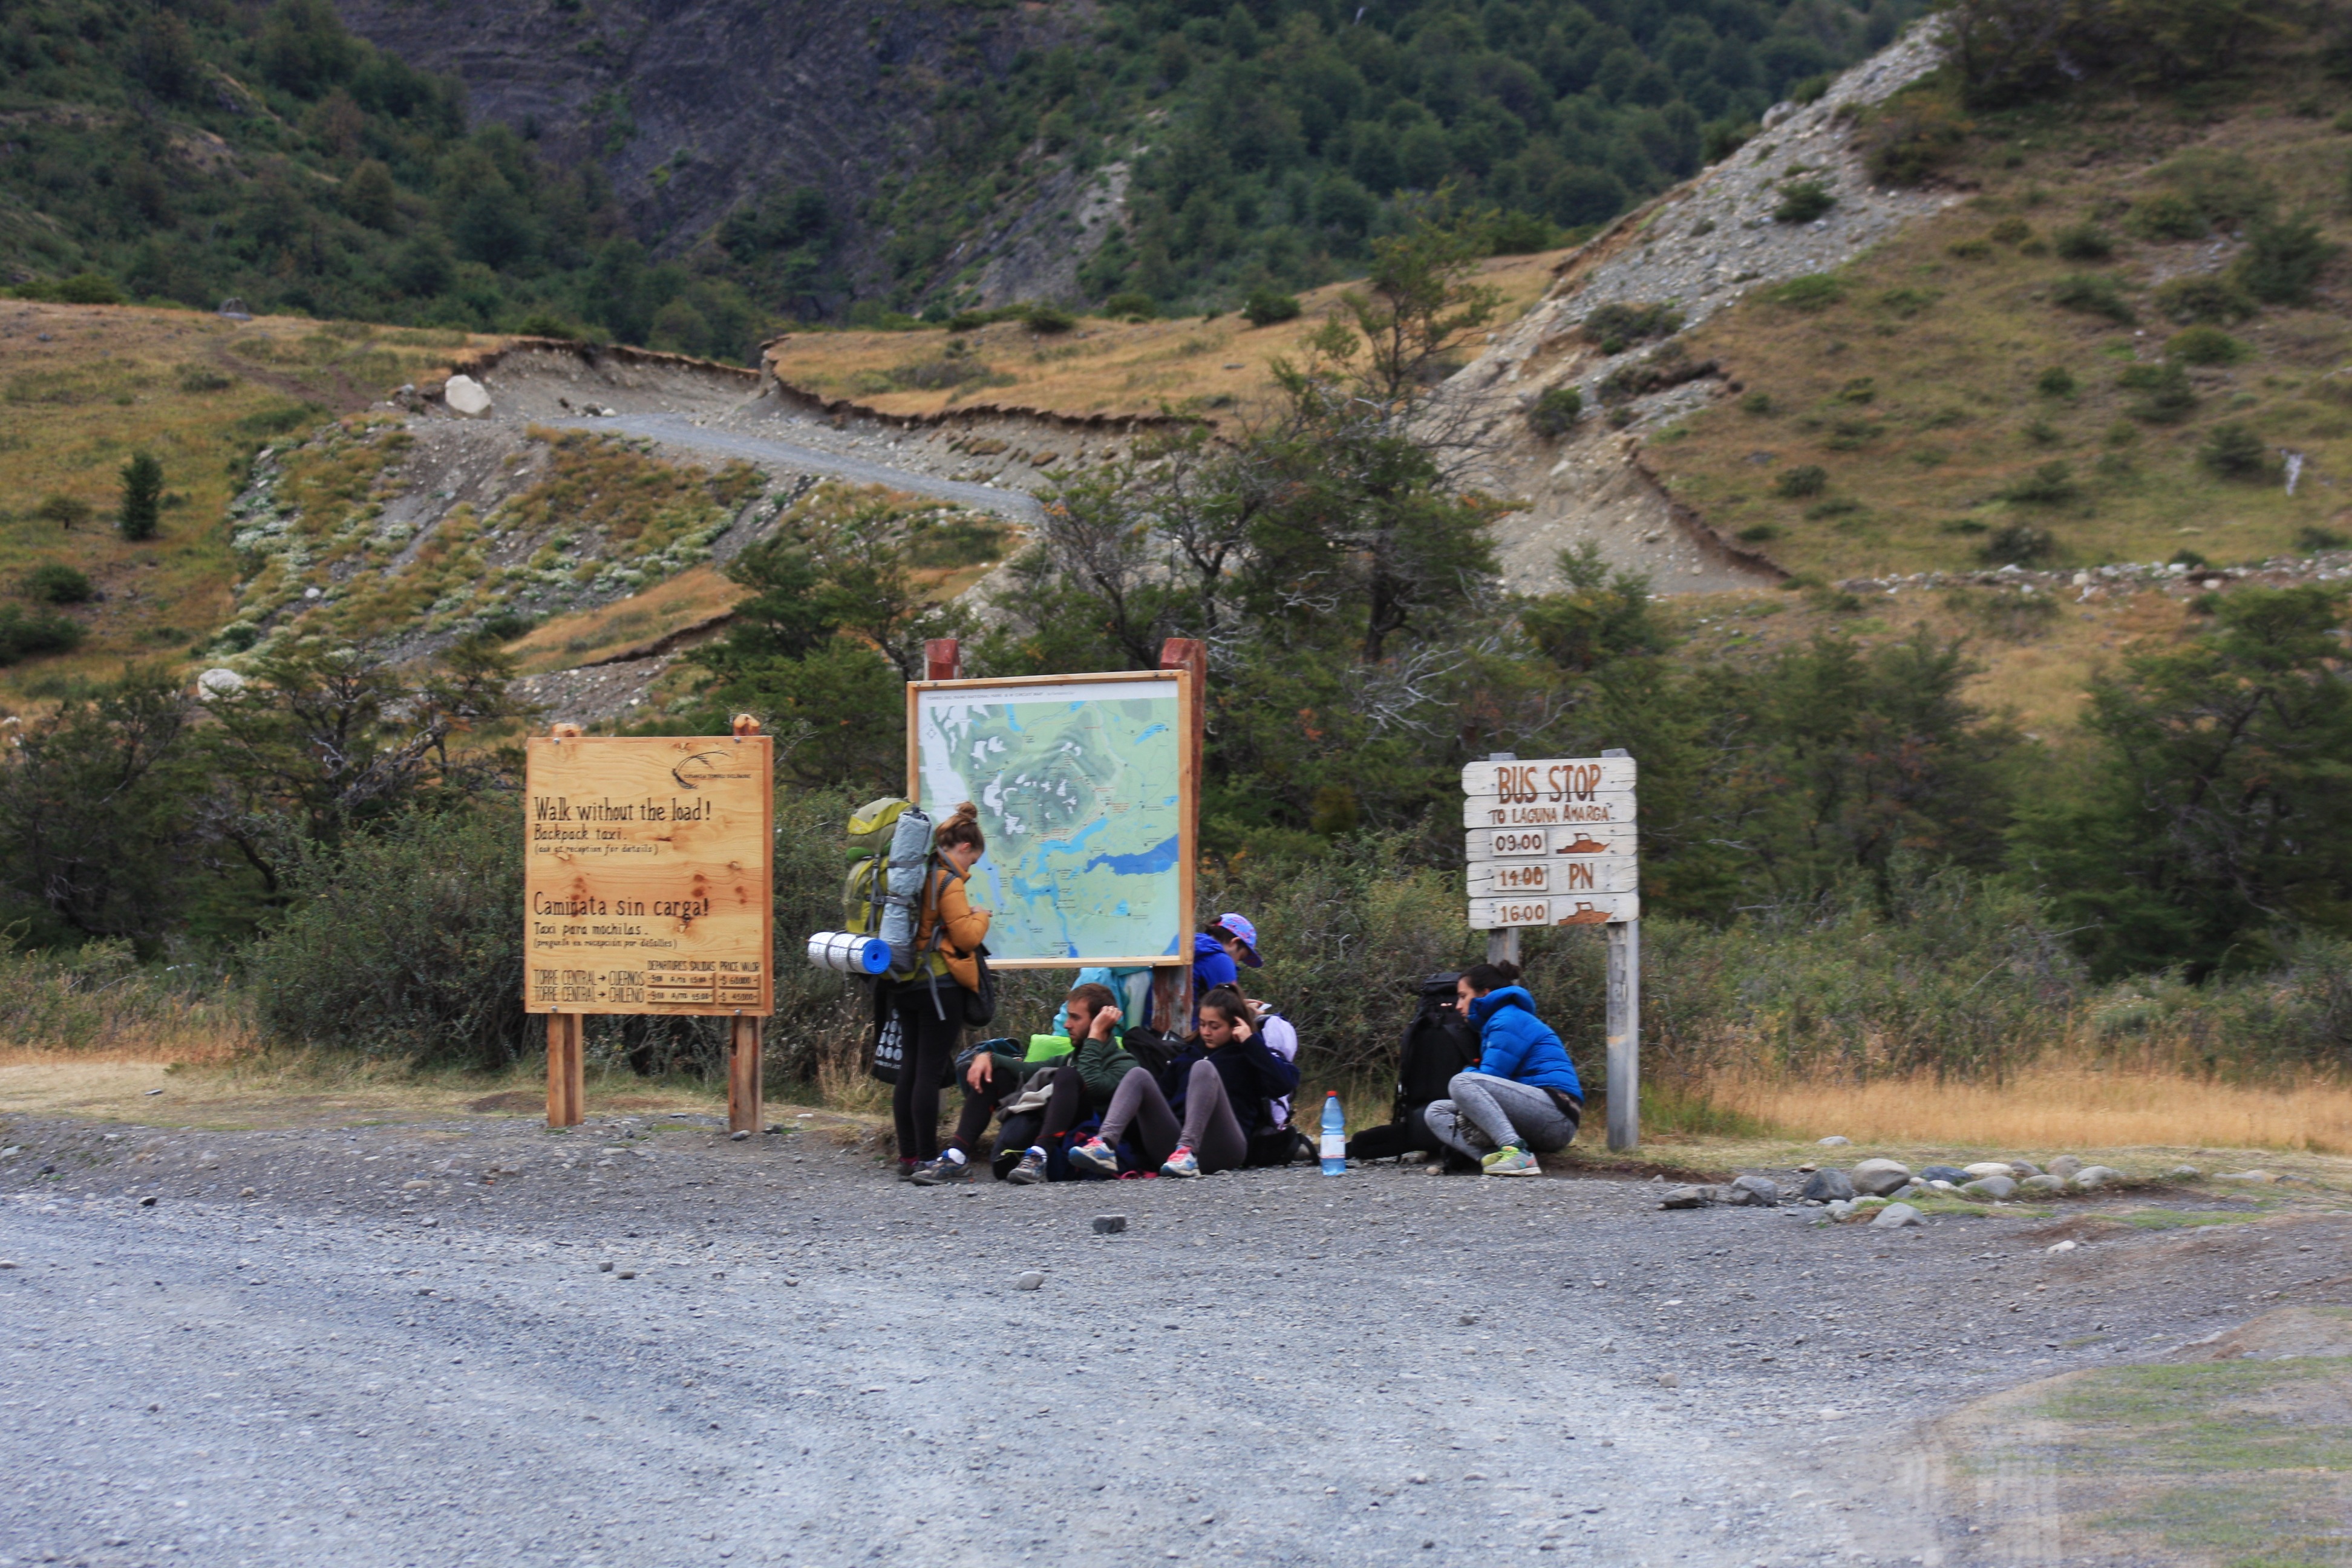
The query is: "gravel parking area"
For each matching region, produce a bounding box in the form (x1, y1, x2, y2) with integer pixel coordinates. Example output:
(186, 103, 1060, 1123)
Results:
(3, 1111, 2342, 1567)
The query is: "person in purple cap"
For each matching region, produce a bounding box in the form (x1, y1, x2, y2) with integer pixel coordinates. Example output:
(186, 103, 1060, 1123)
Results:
(1193, 912, 1261, 1021)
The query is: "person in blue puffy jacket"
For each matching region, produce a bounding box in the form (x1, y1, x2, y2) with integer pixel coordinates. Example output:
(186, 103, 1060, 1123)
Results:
(1423, 961, 1582, 1177)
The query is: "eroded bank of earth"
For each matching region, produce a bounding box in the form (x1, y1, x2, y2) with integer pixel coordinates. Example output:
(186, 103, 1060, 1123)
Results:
(2, 1112, 2345, 1568)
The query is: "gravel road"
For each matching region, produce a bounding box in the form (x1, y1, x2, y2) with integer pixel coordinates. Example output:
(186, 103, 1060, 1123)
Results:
(4, 1112, 2337, 1568)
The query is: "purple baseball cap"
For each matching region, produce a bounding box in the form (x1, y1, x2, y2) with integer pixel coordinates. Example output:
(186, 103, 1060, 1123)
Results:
(1209, 912, 1263, 967)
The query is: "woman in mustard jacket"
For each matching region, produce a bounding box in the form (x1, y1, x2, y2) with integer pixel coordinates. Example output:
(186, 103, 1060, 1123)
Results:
(892, 802, 992, 1174)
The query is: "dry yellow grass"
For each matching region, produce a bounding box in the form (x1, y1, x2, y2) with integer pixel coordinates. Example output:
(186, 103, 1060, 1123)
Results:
(1703, 1067, 2352, 1157)
(0, 301, 494, 711)
(506, 563, 745, 676)
(762, 249, 1570, 426)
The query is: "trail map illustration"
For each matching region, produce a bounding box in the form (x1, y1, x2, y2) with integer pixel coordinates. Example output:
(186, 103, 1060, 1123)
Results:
(913, 676, 1188, 964)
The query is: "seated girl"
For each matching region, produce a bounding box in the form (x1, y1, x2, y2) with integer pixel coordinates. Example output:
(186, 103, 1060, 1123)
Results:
(1069, 988, 1299, 1179)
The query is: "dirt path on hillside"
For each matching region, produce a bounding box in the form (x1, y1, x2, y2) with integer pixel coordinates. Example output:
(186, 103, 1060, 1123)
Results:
(7, 1110, 2345, 1567)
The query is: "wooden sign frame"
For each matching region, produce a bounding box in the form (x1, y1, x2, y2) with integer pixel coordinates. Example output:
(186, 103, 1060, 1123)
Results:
(905, 665, 1197, 973)
(526, 720, 774, 1133)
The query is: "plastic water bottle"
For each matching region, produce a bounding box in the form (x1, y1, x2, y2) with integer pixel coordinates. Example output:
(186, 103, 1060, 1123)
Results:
(1319, 1091, 1347, 1176)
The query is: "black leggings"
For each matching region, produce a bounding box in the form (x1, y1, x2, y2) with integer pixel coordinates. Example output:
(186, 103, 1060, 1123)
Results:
(890, 988, 964, 1161)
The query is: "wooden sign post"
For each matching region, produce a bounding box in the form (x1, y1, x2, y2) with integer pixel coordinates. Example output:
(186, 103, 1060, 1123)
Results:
(1154, 637, 1207, 1034)
(1462, 749, 1640, 1151)
(525, 719, 775, 1133)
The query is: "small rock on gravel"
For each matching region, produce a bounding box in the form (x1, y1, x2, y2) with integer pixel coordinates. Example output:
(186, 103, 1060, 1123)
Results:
(2167, 1165, 2203, 1179)
(1802, 1169, 1855, 1202)
(1851, 1159, 1912, 1197)
(1091, 1215, 1128, 1234)
(1958, 1175, 2016, 1201)
(2216, 1170, 2276, 1183)
(1661, 1185, 1717, 1209)
(1729, 1175, 1781, 1207)
(1869, 1202, 1924, 1229)
(729, 1130, 751, 1142)
(1014, 1270, 1045, 1290)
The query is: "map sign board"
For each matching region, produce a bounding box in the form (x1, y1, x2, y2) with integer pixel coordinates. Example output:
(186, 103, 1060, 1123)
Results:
(523, 733, 774, 1016)
(1466, 756, 1638, 929)
(909, 671, 1193, 967)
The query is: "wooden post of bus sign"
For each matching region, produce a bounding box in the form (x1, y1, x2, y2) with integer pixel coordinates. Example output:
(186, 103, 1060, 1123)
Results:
(1462, 749, 1639, 1151)
(526, 718, 775, 1134)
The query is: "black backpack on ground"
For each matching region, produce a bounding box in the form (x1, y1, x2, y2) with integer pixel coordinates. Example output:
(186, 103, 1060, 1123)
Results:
(1347, 971, 1481, 1162)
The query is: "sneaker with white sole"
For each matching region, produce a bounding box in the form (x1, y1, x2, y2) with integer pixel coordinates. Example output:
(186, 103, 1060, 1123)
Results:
(1481, 1145, 1540, 1177)
(1005, 1149, 1048, 1185)
(909, 1152, 974, 1186)
(1068, 1136, 1120, 1178)
(1160, 1145, 1200, 1179)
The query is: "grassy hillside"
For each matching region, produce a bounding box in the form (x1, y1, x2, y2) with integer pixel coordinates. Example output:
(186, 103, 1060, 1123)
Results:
(1643, 37, 2352, 578)
(0, 301, 491, 705)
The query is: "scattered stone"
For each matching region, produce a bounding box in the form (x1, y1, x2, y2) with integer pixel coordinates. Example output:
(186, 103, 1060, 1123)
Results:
(1869, 1202, 1924, 1229)
(2215, 1170, 2276, 1184)
(2019, 1174, 2068, 1196)
(1823, 1199, 1854, 1221)
(1849, 1158, 1912, 1197)
(238, 1187, 256, 1198)
(2047, 1155, 2085, 1181)
(1660, 1185, 1717, 1209)
(765, 1125, 785, 1135)
(139, 1195, 157, 1207)
(1890, 1180, 1929, 1200)
(1962, 1161, 2017, 1180)
(616, 1269, 636, 1279)
(1802, 1169, 1855, 1202)
(2009, 1160, 2043, 1177)
(1959, 1175, 2017, 1201)
(599, 1261, 614, 1272)
(1460, 1313, 1480, 1326)
(1091, 1215, 1128, 1235)
(2045, 1239, 2078, 1255)
(442, 374, 493, 417)
(728, 1129, 751, 1142)
(1817, 1136, 1852, 1147)
(1014, 1270, 1045, 1291)
(1656, 1372, 1681, 1388)
(1926, 1180, 1959, 1194)
(1918, 1165, 1969, 1184)
(2166, 1165, 2203, 1180)
(2069, 1165, 2124, 1192)
(1728, 1175, 1780, 1207)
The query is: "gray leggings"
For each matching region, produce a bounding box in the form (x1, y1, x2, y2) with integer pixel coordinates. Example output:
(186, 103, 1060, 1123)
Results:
(1424, 1071, 1579, 1159)
(1098, 1060, 1248, 1174)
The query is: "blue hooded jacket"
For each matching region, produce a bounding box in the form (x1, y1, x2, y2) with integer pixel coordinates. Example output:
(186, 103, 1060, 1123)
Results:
(1467, 986, 1583, 1099)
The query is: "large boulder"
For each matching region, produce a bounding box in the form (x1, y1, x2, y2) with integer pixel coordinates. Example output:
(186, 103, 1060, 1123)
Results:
(2069, 1165, 2125, 1192)
(2047, 1155, 2085, 1181)
(2019, 1174, 2068, 1196)
(442, 373, 492, 417)
(1850, 1158, 1913, 1197)
(1959, 1175, 2017, 1201)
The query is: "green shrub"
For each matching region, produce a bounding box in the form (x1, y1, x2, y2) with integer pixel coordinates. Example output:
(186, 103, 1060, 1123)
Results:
(511, 310, 589, 342)
(2024, 417, 2061, 446)
(31, 494, 94, 531)
(116, 452, 163, 542)
(2053, 223, 2115, 261)
(1775, 180, 1837, 223)
(1581, 301, 1684, 353)
(1739, 390, 1775, 415)
(1101, 291, 1158, 321)
(1946, 237, 1993, 260)
(0, 604, 88, 664)
(2120, 360, 2197, 422)
(2001, 461, 2079, 504)
(1485, 210, 1558, 255)
(2164, 325, 2247, 364)
(2153, 275, 2256, 325)
(2036, 365, 2078, 397)
(1022, 304, 1078, 334)
(1774, 463, 1829, 498)
(247, 805, 528, 1067)
(2169, 547, 2211, 569)
(1877, 287, 1938, 318)
(1862, 99, 1969, 187)
(1979, 519, 2057, 565)
(2200, 422, 2269, 478)
(1989, 217, 2033, 245)
(1791, 73, 1832, 105)
(2125, 191, 2206, 241)
(1736, 523, 1783, 542)
(1240, 288, 1302, 327)
(2234, 212, 2336, 306)
(1527, 385, 1584, 436)
(174, 363, 234, 394)
(1758, 274, 1846, 312)
(2051, 273, 2135, 324)
(23, 563, 94, 605)
(2297, 525, 2349, 551)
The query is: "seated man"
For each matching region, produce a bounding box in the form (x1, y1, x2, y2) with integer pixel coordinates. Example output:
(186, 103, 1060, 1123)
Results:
(911, 983, 1134, 1185)
(1069, 988, 1298, 1179)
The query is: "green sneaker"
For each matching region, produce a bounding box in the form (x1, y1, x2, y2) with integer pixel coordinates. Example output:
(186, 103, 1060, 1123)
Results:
(1481, 1145, 1540, 1177)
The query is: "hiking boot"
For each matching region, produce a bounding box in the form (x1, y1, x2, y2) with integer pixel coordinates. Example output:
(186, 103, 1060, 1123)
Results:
(1160, 1146, 1201, 1179)
(910, 1154, 974, 1186)
(1481, 1145, 1540, 1177)
(1005, 1149, 1048, 1185)
(1068, 1136, 1120, 1178)
(897, 1158, 920, 1181)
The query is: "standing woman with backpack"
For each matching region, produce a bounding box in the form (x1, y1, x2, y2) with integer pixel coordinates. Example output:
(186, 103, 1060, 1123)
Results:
(892, 802, 992, 1177)
(1423, 961, 1581, 1177)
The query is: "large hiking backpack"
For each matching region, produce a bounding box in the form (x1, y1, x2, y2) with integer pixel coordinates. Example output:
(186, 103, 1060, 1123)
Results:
(839, 797, 935, 975)
(1394, 971, 1478, 1123)
(1347, 971, 1479, 1163)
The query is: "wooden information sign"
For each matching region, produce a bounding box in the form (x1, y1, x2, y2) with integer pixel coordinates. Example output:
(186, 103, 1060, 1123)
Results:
(1464, 751, 1641, 1151)
(526, 723, 774, 1132)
